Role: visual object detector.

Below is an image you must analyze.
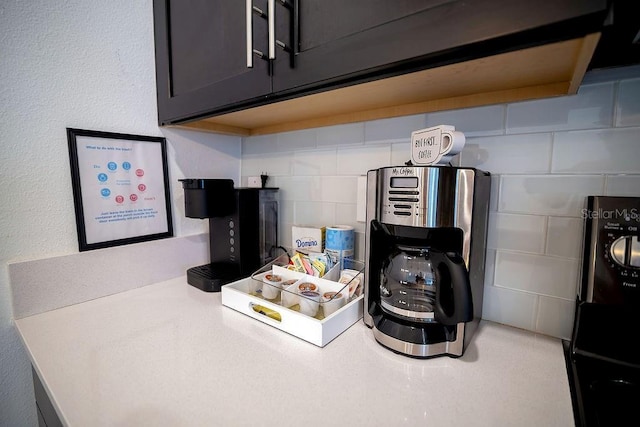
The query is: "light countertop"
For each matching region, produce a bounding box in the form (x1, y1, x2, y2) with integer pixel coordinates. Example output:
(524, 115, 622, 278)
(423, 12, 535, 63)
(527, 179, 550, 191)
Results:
(15, 277, 574, 426)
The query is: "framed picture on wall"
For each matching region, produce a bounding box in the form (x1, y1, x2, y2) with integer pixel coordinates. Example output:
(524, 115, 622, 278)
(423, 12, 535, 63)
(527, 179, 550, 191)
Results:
(67, 128, 174, 251)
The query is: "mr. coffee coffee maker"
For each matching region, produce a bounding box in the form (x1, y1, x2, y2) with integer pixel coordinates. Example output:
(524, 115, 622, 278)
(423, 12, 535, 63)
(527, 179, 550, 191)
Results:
(180, 179, 278, 292)
(364, 166, 490, 358)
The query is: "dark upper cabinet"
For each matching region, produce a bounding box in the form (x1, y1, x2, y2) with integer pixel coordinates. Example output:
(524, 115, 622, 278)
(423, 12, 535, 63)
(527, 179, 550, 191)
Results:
(153, 0, 272, 125)
(153, 0, 609, 129)
(271, 0, 607, 94)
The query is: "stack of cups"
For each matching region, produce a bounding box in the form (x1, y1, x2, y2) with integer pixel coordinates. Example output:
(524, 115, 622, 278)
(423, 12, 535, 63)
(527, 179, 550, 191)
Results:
(325, 225, 355, 269)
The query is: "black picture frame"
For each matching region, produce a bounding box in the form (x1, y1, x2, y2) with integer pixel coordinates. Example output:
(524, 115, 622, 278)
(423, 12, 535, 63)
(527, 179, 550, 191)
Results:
(67, 128, 174, 251)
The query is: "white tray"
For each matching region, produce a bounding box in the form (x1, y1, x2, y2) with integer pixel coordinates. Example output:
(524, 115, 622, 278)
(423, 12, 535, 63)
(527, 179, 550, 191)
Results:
(221, 258, 364, 347)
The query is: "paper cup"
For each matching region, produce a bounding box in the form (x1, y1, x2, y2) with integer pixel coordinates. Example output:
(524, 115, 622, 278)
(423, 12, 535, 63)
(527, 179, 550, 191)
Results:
(262, 273, 282, 300)
(298, 291, 321, 317)
(280, 279, 300, 308)
(322, 291, 346, 317)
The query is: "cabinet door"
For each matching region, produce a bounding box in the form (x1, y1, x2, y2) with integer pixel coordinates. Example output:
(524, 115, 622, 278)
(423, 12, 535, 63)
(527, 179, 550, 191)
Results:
(271, 0, 607, 95)
(154, 0, 272, 125)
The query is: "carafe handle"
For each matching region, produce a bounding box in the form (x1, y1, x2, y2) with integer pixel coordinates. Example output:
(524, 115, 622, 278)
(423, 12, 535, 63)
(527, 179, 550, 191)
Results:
(430, 250, 473, 325)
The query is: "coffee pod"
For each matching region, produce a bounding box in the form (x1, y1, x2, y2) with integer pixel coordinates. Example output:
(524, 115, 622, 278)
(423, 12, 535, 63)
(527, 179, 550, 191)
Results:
(322, 291, 346, 317)
(280, 279, 299, 307)
(283, 279, 298, 288)
(262, 273, 282, 300)
(297, 282, 318, 294)
(298, 291, 321, 317)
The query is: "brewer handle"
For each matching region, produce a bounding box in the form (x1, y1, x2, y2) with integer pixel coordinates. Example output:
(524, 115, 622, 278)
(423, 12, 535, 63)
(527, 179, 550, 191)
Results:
(431, 250, 473, 326)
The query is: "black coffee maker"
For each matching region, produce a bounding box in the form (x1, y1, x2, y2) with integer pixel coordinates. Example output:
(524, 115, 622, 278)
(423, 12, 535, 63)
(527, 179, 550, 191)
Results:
(565, 196, 640, 426)
(180, 178, 279, 292)
(364, 166, 490, 358)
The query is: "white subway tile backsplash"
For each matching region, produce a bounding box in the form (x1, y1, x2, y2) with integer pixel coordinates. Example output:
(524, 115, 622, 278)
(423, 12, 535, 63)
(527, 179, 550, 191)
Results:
(281, 222, 293, 252)
(278, 200, 295, 226)
(391, 142, 413, 166)
(605, 175, 640, 196)
(425, 105, 506, 137)
(293, 149, 337, 176)
(499, 175, 604, 216)
(484, 249, 497, 286)
(336, 145, 392, 175)
(487, 213, 546, 253)
(316, 123, 365, 147)
(272, 175, 322, 202)
(552, 128, 640, 174)
(460, 133, 552, 174)
(364, 114, 426, 143)
(294, 201, 336, 226)
(489, 175, 500, 212)
(242, 134, 278, 155)
(494, 251, 579, 300)
(278, 129, 317, 151)
(481, 284, 537, 331)
(506, 83, 614, 133)
(536, 296, 575, 339)
(321, 176, 358, 203)
(242, 153, 291, 176)
(546, 217, 584, 259)
(616, 78, 640, 127)
(335, 203, 365, 234)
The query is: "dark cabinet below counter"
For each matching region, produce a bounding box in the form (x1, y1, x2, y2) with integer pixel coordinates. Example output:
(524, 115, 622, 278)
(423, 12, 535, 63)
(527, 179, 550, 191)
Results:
(32, 367, 63, 427)
(153, 0, 610, 136)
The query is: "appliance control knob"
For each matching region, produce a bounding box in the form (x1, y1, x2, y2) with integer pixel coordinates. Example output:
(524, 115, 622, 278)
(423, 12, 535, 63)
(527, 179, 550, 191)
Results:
(630, 236, 640, 268)
(610, 237, 627, 266)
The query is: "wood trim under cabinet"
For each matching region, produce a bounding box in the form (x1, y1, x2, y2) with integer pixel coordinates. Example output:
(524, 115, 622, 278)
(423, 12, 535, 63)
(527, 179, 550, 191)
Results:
(171, 34, 600, 136)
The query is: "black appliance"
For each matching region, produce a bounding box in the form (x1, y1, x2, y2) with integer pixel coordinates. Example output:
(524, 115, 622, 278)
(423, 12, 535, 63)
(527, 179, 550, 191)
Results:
(364, 166, 490, 358)
(180, 179, 278, 292)
(565, 196, 640, 426)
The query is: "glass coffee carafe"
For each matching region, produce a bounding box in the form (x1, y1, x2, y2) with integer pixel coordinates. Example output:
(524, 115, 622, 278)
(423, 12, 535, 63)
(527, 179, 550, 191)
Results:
(379, 245, 472, 325)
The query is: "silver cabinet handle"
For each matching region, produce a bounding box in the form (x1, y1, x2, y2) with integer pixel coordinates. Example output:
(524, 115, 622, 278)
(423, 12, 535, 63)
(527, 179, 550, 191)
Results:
(247, 2, 269, 68)
(246, 0, 253, 67)
(268, 0, 276, 59)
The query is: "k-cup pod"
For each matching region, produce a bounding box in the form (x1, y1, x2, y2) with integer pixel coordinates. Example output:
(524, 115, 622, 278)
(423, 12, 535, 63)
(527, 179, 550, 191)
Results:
(322, 291, 346, 317)
(280, 279, 300, 308)
(282, 279, 298, 289)
(297, 281, 318, 294)
(262, 273, 282, 300)
(299, 291, 321, 317)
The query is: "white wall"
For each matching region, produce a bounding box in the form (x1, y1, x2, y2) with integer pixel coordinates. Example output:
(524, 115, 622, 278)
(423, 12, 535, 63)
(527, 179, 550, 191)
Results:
(241, 67, 640, 341)
(0, 1, 240, 425)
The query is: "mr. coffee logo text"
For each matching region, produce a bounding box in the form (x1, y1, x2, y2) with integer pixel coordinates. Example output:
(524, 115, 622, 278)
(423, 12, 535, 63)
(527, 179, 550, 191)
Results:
(392, 167, 415, 176)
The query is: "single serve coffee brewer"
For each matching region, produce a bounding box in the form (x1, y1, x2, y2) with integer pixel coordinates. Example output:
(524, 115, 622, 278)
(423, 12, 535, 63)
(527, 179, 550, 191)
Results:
(180, 178, 279, 292)
(364, 166, 490, 358)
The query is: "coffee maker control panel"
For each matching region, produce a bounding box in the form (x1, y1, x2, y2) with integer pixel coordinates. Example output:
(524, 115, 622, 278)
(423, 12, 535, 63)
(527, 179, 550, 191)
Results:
(377, 166, 476, 232)
(582, 196, 640, 304)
